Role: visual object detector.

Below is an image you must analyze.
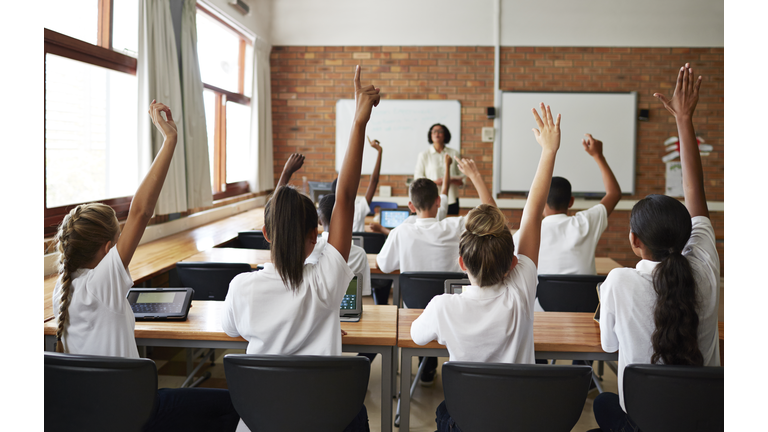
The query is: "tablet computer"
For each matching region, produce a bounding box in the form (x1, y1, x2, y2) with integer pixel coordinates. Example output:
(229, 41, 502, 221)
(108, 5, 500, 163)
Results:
(340, 274, 362, 322)
(127, 288, 195, 321)
(380, 209, 411, 229)
(444, 279, 471, 295)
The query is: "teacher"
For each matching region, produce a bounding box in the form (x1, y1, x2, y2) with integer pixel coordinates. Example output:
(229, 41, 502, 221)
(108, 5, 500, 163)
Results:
(414, 123, 464, 215)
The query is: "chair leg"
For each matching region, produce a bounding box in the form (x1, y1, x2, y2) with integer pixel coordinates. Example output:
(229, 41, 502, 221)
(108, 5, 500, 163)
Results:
(394, 355, 428, 427)
(591, 371, 604, 394)
(597, 360, 605, 379)
(181, 348, 215, 388)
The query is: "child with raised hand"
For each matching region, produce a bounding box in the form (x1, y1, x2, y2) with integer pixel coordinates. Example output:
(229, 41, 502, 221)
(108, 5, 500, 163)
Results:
(52, 101, 240, 431)
(588, 64, 720, 432)
(410, 103, 561, 431)
(330, 134, 385, 232)
(222, 66, 379, 432)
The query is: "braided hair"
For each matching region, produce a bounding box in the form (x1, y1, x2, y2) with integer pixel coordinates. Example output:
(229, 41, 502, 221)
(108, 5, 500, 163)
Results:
(459, 204, 515, 287)
(54, 203, 120, 353)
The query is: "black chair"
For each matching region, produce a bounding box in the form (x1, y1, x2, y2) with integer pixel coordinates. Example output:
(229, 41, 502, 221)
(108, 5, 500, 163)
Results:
(237, 230, 270, 250)
(45, 352, 157, 432)
(175, 262, 253, 301)
(352, 231, 387, 254)
(536, 274, 606, 312)
(224, 354, 370, 432)
(624, 364, 724, 432)
(442, 362, 592, 432)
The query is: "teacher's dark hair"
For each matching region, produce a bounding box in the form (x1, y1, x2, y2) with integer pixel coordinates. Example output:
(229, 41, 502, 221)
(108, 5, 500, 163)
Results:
(427, 123, 451, 144)
(630, 194, 702, 366)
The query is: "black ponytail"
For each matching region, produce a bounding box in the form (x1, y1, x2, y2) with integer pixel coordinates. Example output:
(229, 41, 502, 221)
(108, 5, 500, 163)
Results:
(630, 194, 703, 366)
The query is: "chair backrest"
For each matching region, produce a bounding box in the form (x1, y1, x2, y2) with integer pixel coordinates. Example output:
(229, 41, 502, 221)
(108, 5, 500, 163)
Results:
(224, 354, 370, 432)
(536, 274, 606, 312)
(400, 272, 466, 308)
(352, 231, 387, 254)
(175, 262, 253, 300)
(238, 230, 270, 250)
(369, 200, 398, 215)
(624, 364, 724, 432)
(45, 352, 157, 432)
(442, 362, 592, 432)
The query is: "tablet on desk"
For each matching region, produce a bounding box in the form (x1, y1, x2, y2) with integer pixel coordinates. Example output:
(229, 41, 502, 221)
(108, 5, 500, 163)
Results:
(340, 275, 362, 323)
(380, 209, 411, 229)
(127, 288, 194, 321)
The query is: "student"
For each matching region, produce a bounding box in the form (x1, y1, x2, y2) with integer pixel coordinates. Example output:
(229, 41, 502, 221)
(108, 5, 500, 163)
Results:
(51, 102, 239, 432)
(512, 133, 620, 276)
(369, 154, 451, 235)
(330, 135, 384, 232)
(410, 103, 561, 431)
(377, 153, 493, 386)
(221, 65, 379, 432)
(588, 64, 720, 432)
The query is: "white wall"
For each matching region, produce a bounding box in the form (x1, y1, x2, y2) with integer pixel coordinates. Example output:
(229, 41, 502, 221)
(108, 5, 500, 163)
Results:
(201, 0, 272, 41)
(266, 0, 723, 47)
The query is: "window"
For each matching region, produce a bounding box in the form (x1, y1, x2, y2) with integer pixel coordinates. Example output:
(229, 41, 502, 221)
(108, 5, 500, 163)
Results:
(196, 4, 253, 199)
(44, 0, 139, 236)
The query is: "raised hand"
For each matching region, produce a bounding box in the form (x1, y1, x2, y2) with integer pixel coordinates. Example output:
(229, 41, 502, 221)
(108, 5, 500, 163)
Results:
(455, 157, 480, 181)
(353, 66, 381, 125)
(654, 63, 702, 119)
(531, 103, 561, 153)
(582, 133, 603, 158)
(367, 136, 382, 152)
(148, 100, 177, 140)
(283, 153, 305, 176)
(444, 153, 452, 167)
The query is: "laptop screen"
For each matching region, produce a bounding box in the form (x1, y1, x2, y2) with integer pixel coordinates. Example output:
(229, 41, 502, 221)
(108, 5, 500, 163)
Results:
(380, 209, 410, 229)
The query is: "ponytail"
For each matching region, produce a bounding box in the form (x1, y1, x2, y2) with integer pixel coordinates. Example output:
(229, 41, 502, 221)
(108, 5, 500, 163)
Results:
(265, 186, 318, 290)
(630, 195, 702, 366)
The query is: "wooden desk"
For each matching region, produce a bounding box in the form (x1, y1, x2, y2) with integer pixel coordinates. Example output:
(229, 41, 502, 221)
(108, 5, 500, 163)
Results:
(595, 257, 622, 275)
(43, 208, 266, 322)
(44, 303, 398, 432)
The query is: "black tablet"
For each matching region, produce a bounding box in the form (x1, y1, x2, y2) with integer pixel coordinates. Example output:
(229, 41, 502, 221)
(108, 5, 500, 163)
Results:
(127, 288, 195, 321)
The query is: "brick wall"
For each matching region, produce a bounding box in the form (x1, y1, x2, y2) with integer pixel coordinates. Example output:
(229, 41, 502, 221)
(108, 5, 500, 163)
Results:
(270, 46, 724, 273)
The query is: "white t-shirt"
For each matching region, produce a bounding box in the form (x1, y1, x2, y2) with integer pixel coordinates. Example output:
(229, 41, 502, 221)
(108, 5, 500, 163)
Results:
(410, 255, 538, 364)
(306, 232, 371, 296)
(599, 216, 721, 411)
(376, 215, 466, 274)
(414, 146, 465, 205)
(52, 246, 138, 358)
(352, 196, 370, 233)
(512, 204, 608, 275)
(222, 243, 354, 355)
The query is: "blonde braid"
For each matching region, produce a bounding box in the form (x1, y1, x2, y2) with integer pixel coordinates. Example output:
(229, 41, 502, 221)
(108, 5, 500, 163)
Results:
(54, 209, 80, 353)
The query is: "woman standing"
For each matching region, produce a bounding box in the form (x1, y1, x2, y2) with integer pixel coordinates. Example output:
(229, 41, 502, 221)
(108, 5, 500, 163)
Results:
(415, 123, 464, 215)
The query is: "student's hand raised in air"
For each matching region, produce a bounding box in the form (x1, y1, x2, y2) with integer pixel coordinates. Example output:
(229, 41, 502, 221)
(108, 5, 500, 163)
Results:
(148, 100, 177, 140)
(581, 133, 603, 158)
(353, 65, 381, 125)
(283, 153, 305, 176)
(367, 136, 382, 152)
(444, 153, 452, 167)
(531, 103, 560, 153)
(454, 157, 480, 181)
(654, 63, 702, 119)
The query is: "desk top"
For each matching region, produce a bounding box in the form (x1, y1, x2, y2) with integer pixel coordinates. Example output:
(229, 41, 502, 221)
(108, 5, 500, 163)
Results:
(43, 207, 265, 322)
(44, 303, 398, 347)
(595, 257, 622, 275)
(398, 309, 605, 352)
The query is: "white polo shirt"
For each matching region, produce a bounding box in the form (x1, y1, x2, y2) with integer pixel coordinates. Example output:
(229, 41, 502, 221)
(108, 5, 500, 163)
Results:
(352, 196, 370, 233)
(599, 216, 721, 412)
(513, 204, 608, 275)
(414, 146, 465, 205)
(306, 231, 371, 296)
(222, 243, 354, 355)
(376, 215, 466, 274)
(52, 246, 138, 358)
(411, 255, 538, 363)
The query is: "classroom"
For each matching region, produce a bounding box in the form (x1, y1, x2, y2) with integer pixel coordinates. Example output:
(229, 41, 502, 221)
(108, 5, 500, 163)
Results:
(5, 0, 740, 430)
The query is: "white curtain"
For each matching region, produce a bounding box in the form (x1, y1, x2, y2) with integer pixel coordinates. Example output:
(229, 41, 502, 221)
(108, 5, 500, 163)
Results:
(138, 0, 212, 215)
(247, 37, 275, 193)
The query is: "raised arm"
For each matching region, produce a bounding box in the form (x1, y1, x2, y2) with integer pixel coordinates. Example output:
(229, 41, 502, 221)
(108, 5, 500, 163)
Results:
(276, 153, 305, 189)
(582, 134, 621, 215)
(654, 63, 708, 218)
(517, 103, 561, 266)
(116, 101, 178, 268)
(328, 66, 380, 260)
(455, 157, 495, 207)
(364, 137, 383, 204)
(441, 154, 451, 196)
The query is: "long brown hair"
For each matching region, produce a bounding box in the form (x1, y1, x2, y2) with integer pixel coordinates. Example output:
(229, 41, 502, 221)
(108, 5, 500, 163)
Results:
(459, 204, 515, 287)
(630, 194, 703, 366)
(264, 186, 318, 290)
(54, 203, 120, 353)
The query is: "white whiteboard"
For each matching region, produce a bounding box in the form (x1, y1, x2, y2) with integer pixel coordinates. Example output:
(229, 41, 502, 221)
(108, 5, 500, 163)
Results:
(335, 99, 461, 175)
(499, 92, 637, 195)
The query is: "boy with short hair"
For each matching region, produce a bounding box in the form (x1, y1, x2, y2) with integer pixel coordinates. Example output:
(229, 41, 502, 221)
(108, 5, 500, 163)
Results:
(513, 133, 621, 275)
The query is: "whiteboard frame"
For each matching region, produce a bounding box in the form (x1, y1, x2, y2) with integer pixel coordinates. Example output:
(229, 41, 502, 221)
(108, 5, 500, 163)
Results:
(495, 91, 637, 196)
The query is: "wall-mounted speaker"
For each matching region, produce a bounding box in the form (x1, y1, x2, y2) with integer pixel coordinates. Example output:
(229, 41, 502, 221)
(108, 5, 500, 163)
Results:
(486, 107, 496, 119)
(229, 0, 250, 15)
